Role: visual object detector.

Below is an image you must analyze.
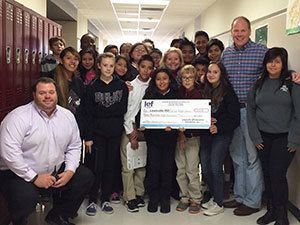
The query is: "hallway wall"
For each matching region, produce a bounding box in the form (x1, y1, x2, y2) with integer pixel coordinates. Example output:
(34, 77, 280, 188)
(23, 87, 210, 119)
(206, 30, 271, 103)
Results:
(185, 0, 300, 209)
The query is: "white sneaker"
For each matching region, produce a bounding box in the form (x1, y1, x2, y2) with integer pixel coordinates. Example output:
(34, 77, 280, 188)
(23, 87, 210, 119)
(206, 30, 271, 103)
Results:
(201, 197, 214, 209)
(204, 202, 224, 216)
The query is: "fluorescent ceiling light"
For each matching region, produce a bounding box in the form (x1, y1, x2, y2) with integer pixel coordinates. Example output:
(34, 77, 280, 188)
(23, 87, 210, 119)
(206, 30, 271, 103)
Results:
(118, 18, 159, 22)
(111, 0, 170, 5)
(122, 28, 154, 32)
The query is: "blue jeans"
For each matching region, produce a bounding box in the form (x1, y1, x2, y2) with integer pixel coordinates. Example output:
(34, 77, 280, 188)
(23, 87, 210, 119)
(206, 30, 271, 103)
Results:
(229, 108, 263, 208)
(200, 134, 232, 206)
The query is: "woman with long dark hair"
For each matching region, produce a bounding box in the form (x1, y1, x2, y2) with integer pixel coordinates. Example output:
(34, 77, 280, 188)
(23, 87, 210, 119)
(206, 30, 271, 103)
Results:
(200, 61, 240, 216)
(247, 47, 299, 225)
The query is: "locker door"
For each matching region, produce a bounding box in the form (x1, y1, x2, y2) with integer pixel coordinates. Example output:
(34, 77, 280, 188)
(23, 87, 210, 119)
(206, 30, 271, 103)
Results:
(0, 0, 4, 121)
(57, 25, 62, 37)
(23, 9, 30, 102)
(30, 14, 37, 87)
(14, 2, 23, 106)
(43, 19, 48, 57)
(48, 22, 53, 39)
(37, 16, 43, 74)
(3, 0, 14, 114)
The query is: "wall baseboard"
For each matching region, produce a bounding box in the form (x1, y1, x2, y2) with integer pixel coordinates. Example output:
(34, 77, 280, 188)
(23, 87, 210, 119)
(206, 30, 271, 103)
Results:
(288, 201, 300, 222)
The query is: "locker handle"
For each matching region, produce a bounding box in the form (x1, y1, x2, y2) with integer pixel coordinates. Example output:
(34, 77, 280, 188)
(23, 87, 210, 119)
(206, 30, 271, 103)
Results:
(6, 46, 11, 64)
(24, 49, 29, 64)
(32, 50, 36, 64)
(38, 52, 42, 63)
(16, 48, 21, 64)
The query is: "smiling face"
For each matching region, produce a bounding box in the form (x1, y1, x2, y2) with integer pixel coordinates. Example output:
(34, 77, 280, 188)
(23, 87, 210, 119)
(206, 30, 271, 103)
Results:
(138, 60, 153, 82)
(195, 35, 208, 55)
(155, 72, 171, 94)
(51, 40, 65, 56)
(98, 57, 115, 79)
(195, 64, 207, 83)
(62, 52, 79, 73)
(181, 45, 195, 64)
(181, 71, 196, 91)
(266, 56, 283, 79)
(231, 18, 251, 49)
(115, 58, 128, 76)
(208, 45, 222, 62)
(131, 44, 148, 63)
(207, 63, 221, 88)
(165, 51, 181, 71)
(33, 82, 58, 115)
(81, 52, 94, 70)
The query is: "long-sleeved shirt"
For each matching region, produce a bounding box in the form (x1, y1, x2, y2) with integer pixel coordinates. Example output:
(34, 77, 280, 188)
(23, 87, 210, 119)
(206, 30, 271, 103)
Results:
(0, 102, 82, 182)
(221, 40, 268, 103)
(85, 76, 129, 139)
(247, 78, 300, 148)
(124, 76, 151, 134)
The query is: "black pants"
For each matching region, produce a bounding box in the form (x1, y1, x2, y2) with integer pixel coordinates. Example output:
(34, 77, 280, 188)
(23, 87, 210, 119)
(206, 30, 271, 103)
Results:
(258, 131, 295, 207)
(88, 135, 122, 203)
(0, 165, 93, 225)
(146, 137, 177, 203)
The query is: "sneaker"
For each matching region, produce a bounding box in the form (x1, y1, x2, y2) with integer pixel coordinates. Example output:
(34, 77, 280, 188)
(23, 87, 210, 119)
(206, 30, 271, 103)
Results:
(136, 196, 145, 207)
(176, 201, 189, 212)
(86, 202, 97, 216)
(101, 201, 114, 214)
(188, 201, 201, 214)
(110, 192, 121, 204)
(204, 202, 224, 216)
(201, 197, 214, 209)
(126, 199, 139, 213)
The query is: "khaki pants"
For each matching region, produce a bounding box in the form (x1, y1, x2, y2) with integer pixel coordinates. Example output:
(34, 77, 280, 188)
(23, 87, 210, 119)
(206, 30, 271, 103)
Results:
(175, 136, 202, 204)
(120, 132, 146, 201)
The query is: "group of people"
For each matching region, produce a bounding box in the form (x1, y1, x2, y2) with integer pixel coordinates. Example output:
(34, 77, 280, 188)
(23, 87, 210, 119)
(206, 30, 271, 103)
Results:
(0, 15, 299, 225)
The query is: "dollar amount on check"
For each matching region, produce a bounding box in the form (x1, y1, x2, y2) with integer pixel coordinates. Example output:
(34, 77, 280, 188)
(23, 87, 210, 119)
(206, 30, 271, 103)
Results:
(140, 99, 211, 129)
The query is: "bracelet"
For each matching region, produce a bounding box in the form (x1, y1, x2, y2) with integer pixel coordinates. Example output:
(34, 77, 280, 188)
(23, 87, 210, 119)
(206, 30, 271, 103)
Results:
(31, 174, 38, 183)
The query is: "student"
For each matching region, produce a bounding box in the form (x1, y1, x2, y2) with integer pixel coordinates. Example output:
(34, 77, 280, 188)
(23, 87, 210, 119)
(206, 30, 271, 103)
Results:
(115, 55, 134, 81)
(175, 65, 202, 214)
(120, 55, 154, 212)
(53, 47, 85, 139)
(170, 38, 182, 48)
(194, 30, 209, 59)
(78, 47, 97, 85)
(128, 43, 148, 78)
(160, 47, 184, 82)
(104, 44, 118, 56)
(85, 52, 129, 215)
(143, 67, 179, 214)
(179, 38, 196, 65)
(200, 62, 240, 216)
(192, 57, 209, 85)
(142, 38, 155, 53)
(206, 38, 224, 63)
(120, 42, 132, 58)
(150, 48, 162, 69)
(40, 36, 66, 78)
(247, 47, 299, 225)
(80, 33, 97, 52)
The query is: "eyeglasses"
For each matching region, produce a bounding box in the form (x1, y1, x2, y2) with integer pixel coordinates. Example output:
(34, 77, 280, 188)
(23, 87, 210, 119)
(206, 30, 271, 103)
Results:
(181, 76, 195, 81)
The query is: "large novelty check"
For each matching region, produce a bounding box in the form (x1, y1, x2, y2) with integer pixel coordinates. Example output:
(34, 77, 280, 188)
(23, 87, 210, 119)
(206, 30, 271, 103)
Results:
(140, 99, 211, 129)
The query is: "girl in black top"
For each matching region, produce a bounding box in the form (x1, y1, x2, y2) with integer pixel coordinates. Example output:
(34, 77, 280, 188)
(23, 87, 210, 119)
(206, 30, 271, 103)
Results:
(200, 62, 240, 216)
(142, 67, 179, 214)
(85, 52, 129, 215)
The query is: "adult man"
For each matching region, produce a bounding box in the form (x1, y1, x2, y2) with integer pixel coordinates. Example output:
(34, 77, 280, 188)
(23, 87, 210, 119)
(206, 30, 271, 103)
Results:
(0, 77, 94, 225)
(221, 16, 267, 216)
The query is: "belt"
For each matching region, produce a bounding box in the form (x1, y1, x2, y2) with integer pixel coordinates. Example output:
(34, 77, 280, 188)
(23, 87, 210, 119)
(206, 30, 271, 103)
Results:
(240, 102, 246, 108)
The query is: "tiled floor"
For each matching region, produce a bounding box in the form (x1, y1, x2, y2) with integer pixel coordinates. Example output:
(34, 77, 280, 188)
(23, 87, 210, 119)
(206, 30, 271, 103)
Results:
(28, 198, 299, 225)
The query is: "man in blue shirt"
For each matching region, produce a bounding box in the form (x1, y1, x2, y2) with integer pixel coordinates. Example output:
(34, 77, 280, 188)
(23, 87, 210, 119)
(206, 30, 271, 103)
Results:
(221, 16, 266, 216)
(0, 77, 94, 225)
